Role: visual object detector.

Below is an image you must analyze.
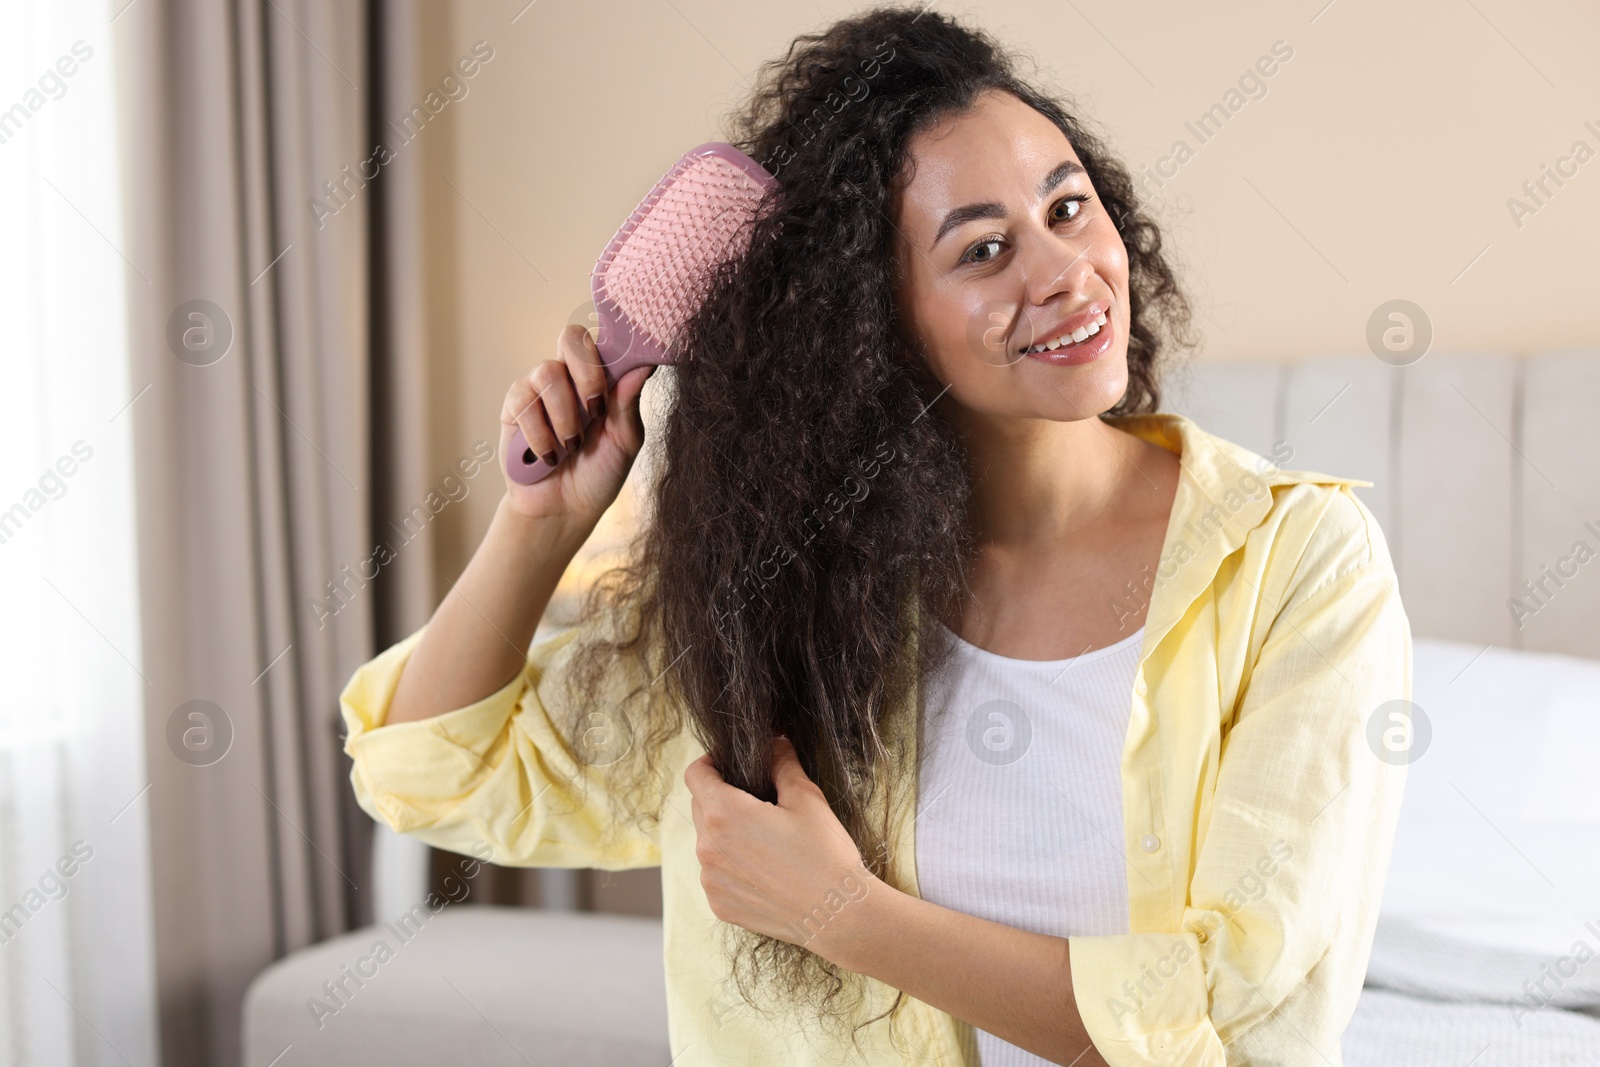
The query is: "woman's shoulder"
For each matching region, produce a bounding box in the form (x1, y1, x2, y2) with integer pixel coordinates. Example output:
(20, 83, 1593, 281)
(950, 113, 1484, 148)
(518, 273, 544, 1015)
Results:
(1256, 475, 1397, 618)
(1182, 416, 1396, 606)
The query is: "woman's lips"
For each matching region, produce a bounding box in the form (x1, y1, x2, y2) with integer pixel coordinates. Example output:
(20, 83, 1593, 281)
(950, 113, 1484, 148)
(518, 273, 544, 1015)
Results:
(1022, 313, 1115, 366)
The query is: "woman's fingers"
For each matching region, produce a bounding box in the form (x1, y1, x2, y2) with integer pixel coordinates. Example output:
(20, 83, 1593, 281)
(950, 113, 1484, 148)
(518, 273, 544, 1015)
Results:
(500, 324, 630, 478)
(561, 324, 610, 423)
(502, 368, 559, 467)
(534, 357, 587, 456)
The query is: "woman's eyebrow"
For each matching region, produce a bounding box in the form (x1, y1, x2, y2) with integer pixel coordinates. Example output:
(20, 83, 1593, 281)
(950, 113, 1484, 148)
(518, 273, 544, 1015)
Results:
(929, 159, 1087, 251)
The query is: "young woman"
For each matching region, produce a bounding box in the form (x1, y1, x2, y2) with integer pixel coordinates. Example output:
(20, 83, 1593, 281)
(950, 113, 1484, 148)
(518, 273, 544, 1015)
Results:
(340, 7, 1412, 1065)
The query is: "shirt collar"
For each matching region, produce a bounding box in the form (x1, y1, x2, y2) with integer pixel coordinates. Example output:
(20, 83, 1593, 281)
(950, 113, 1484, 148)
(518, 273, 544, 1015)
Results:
(1101, 410, 1372, 653)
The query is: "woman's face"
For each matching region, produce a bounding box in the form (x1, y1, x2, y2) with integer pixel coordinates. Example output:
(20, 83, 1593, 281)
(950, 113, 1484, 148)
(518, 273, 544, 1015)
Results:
(890, 89, 1132, 426)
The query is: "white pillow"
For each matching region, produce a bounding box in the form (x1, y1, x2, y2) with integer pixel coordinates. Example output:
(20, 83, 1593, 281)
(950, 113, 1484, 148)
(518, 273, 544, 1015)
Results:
(1377, 638, 1600, 956)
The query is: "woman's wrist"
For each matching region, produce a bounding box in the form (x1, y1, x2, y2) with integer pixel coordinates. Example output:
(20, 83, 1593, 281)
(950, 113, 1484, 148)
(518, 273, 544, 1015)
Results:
(805, 868, 898, 974)
(490, 493, 595, 565)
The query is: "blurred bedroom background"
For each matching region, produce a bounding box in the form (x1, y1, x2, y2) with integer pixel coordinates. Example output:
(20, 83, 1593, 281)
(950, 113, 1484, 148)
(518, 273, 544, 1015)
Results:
(1, 0, 1596, 1065)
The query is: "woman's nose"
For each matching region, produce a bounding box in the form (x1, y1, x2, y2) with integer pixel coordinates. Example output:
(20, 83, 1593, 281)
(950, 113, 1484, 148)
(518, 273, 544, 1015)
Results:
(1019, 231, 1094, 309)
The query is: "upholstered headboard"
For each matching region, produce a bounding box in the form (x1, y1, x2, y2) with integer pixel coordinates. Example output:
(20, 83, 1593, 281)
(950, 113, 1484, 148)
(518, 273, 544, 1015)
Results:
(1164, 351, 1600, 659)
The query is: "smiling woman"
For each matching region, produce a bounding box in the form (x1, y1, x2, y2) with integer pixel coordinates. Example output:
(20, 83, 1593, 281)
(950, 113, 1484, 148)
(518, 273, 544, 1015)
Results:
(340, 5, 1411, 1066)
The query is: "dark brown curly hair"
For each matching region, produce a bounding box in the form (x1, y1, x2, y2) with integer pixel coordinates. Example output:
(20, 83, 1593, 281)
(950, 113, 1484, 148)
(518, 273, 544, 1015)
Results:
(553, 2, 1197, 1052)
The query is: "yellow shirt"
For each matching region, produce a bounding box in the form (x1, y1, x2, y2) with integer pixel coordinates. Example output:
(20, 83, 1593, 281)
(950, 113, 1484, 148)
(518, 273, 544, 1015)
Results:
(339, 411, 1412, 1066)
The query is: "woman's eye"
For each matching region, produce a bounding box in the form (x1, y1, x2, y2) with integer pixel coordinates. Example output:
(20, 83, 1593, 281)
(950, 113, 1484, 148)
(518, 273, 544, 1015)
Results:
(1051, 196, 1087, 223)
(964, 238, 1002, 265)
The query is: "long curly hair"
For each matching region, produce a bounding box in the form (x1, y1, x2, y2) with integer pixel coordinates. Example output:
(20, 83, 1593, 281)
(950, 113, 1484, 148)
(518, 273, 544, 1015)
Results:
(555, 3, 1197, 1051)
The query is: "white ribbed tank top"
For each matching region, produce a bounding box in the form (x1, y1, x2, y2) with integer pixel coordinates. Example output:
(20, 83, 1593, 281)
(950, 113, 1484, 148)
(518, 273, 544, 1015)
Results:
(915, 619, 1145, 1066)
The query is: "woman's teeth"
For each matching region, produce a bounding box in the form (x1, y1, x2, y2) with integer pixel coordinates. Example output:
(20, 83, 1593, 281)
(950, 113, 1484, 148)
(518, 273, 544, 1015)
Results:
(1023, 312, 1108, 354)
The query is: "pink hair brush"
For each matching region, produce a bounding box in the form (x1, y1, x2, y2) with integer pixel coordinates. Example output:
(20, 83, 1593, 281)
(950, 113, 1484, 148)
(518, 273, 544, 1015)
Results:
(506, 142, 778, 485)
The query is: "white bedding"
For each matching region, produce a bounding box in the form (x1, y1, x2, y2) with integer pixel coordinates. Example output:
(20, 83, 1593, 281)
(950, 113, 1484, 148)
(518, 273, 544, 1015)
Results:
(1344, 638, 1600, 1065)
(1381, 641, 1600, 951)
(1344, 917, 1600, 1066)
(1345, 987, 1600, 1067)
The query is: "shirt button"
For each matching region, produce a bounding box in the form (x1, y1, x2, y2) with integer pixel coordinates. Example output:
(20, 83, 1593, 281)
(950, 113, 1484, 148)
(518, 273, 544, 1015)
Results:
(1136, 677, 1148, 695)
(1140, 834, 1160, 853)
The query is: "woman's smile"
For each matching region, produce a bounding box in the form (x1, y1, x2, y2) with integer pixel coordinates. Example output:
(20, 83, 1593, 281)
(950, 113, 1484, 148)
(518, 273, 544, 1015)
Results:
(1018, 299, 1114, 365)
(1023, 313, 1113, 365)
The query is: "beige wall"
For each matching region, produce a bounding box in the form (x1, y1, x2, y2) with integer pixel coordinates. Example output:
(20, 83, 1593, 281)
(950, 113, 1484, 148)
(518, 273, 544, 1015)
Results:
(418, 0, 1600, 598)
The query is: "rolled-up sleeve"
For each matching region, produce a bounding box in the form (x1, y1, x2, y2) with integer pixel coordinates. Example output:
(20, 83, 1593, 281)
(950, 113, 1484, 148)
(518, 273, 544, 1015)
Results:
(1069, 491, 1413, 1065)
(340, 612, 671, 871)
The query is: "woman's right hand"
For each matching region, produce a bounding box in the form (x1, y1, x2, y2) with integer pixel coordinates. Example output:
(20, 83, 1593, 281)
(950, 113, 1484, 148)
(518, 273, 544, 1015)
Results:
(499, 323, 656, 529)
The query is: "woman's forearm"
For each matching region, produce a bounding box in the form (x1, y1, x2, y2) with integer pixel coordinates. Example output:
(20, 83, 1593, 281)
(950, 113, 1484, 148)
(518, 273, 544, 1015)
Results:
(817, 878, 1109, 1066)
(385, 494, 592, 725)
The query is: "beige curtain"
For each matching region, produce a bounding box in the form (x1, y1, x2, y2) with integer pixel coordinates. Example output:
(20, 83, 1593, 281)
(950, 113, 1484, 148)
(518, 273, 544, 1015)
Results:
(116, 1, 433, 1063)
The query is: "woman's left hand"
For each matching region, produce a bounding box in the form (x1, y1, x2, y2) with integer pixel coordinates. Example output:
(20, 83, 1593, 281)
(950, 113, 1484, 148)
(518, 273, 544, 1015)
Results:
(684, 736, 880, 956)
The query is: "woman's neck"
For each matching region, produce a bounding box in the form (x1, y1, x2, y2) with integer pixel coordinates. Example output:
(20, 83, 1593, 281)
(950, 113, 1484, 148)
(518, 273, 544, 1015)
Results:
(957, 412, 1144, 551)
(939, 409, 1181, 655)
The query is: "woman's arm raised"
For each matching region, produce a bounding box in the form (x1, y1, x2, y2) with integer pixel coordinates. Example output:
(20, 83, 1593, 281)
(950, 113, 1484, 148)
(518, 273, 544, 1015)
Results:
(338, 326, 665, 870)
(387, 323, 655, 726)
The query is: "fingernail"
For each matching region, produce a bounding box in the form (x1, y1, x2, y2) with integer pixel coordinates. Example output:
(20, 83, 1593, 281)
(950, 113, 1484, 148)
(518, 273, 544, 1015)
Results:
(563, 434, 582, 454)
(540, 450, 558, 467)
(586, 394, 606, 420)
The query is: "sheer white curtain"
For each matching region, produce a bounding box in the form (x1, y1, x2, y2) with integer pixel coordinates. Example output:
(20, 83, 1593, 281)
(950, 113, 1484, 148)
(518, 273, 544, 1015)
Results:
(0, 1, 159, 1064)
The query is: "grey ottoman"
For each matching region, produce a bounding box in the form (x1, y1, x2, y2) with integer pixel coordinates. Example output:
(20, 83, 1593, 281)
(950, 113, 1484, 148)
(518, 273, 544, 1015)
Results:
(242, 905, 669, 1066)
